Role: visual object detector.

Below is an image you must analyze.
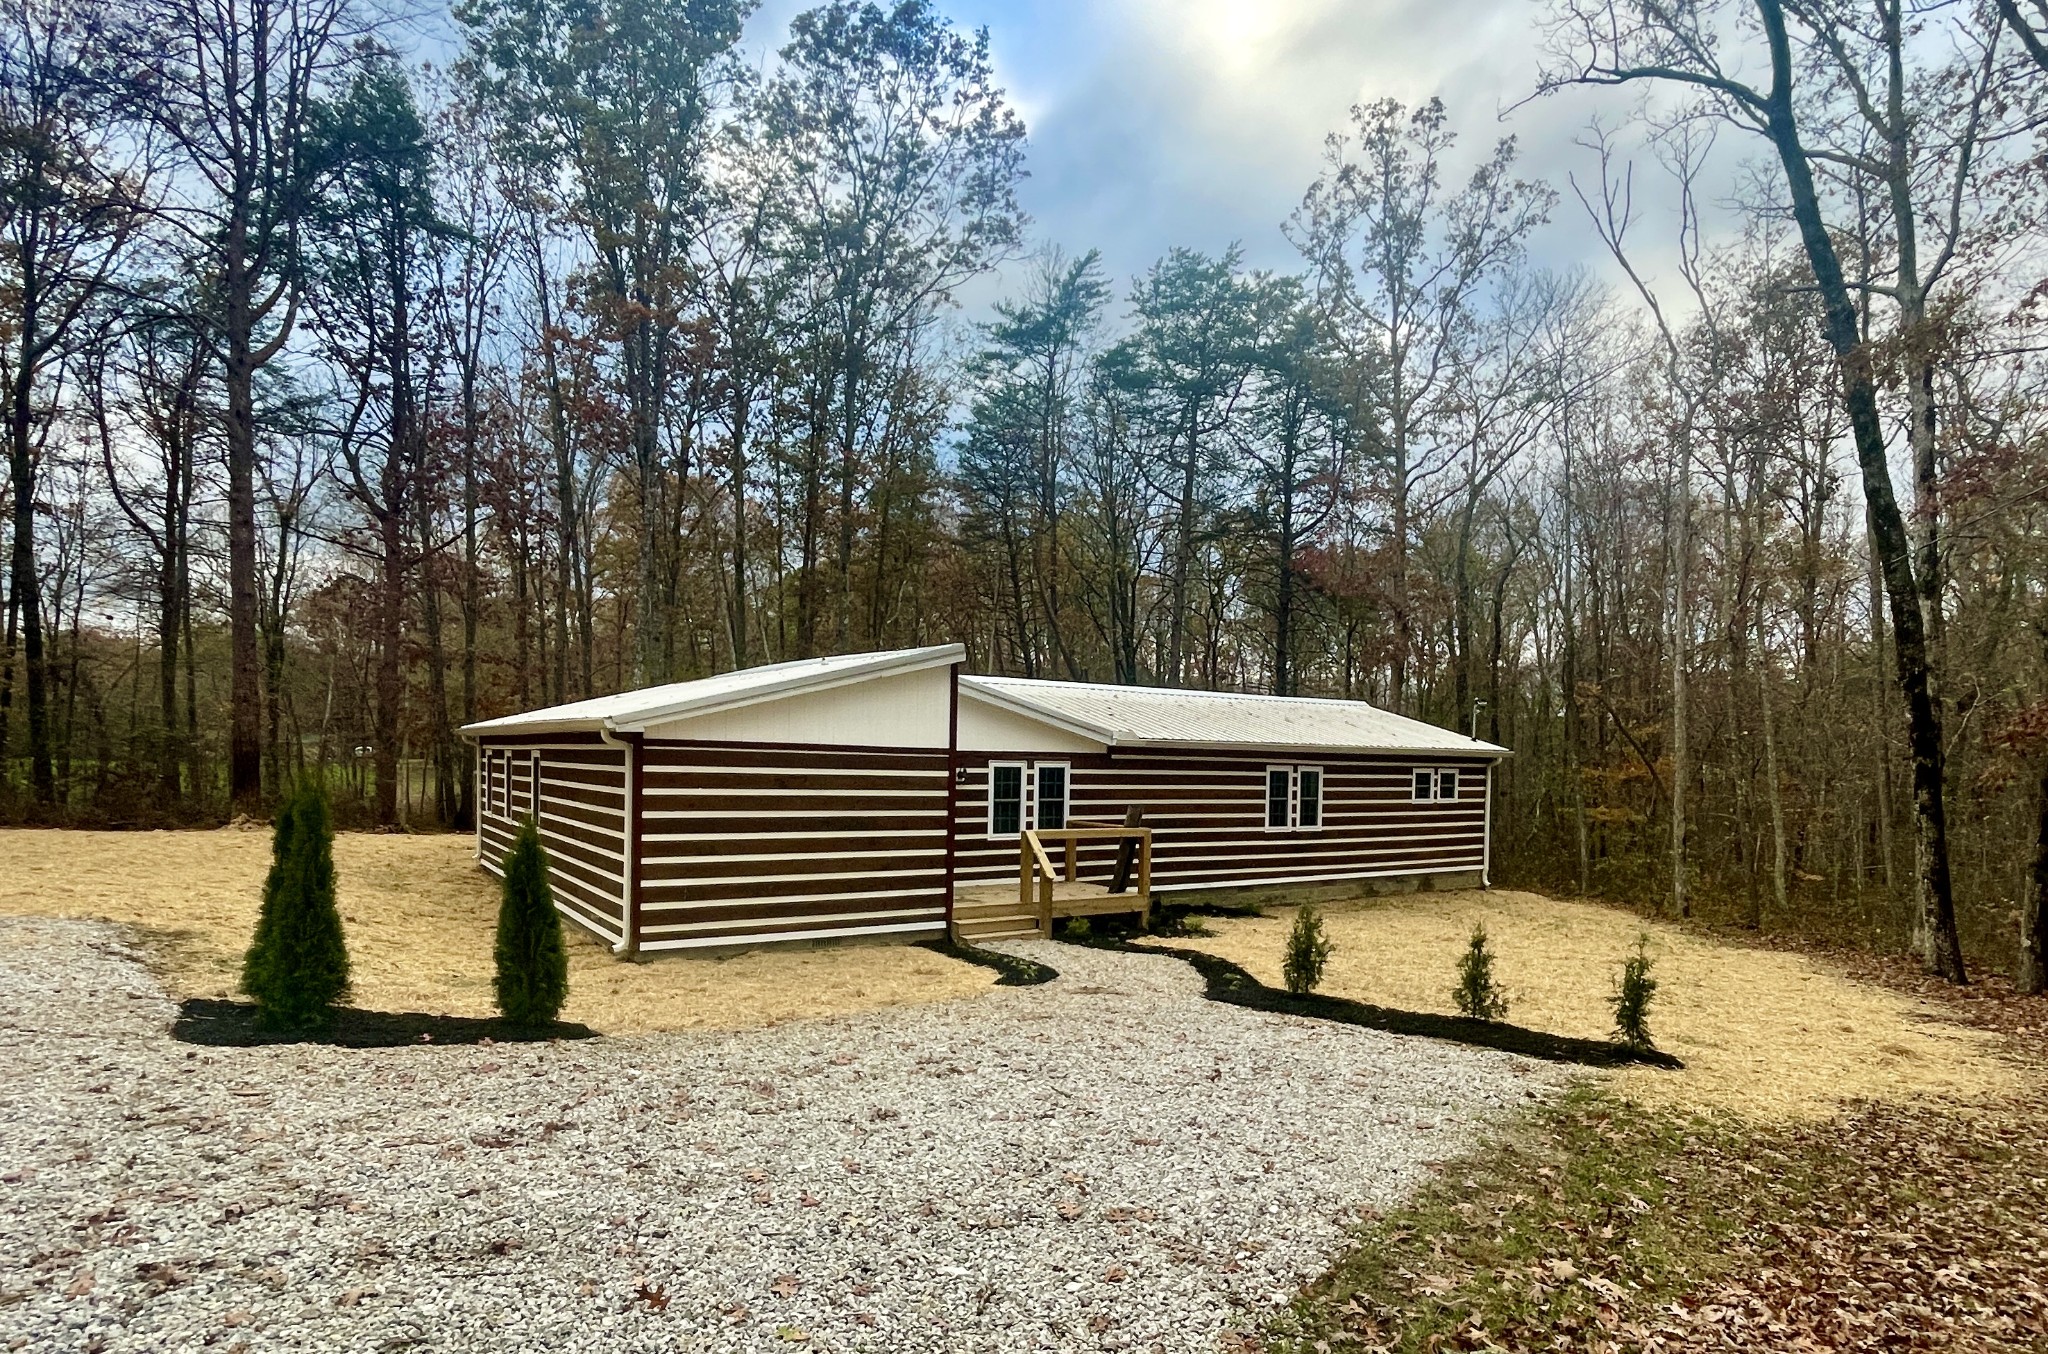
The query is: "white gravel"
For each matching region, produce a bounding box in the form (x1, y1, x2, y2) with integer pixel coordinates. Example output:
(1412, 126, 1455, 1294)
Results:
(0, 914, 1566, 1353)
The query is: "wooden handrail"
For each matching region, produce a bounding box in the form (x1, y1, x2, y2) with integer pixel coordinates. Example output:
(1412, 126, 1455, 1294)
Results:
(1014, 824, 1153, 931)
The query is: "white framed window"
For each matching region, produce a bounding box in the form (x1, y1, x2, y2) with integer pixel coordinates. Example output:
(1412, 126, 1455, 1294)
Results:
(1437, 767, 1460, 802)
(1035, 762, 1070, 832)
(1268, 765, 1324, 831)
(1412, 767, 1435, 802)
(1297, 766, 1323, 829)
(988, 762, 1026, 838)
(1266, 766, 1293, 831)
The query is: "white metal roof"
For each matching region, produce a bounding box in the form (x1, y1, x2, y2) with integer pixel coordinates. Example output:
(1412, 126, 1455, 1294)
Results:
(461, 644, 965, 737)
(959, 676, 1508, 758)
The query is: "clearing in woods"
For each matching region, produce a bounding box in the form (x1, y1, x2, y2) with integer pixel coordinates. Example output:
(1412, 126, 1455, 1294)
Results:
(1163, 889, 2021, 1120)
(0, 828, 994, 1033)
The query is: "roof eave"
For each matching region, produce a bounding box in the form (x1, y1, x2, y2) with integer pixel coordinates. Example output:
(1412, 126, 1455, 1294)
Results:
(1114, 736, 1512, 760)
(956, 681, 1120, 747)
(612, 643, 964, 733)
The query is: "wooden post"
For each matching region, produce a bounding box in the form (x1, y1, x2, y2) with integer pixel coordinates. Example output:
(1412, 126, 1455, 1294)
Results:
(1019, 836, 1031, 909)
(1039, 869, 1053, 937)
(1138, 827, 1152, 926)
(1064, 834, 1077, 883)
(1110, 806, 1144, 893)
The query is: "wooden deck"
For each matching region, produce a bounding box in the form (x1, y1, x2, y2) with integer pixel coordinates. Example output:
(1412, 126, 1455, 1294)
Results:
(951, 880, 1151, 943)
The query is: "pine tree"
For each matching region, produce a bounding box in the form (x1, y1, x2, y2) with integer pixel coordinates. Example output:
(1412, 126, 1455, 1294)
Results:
(1611, 934, 1660, 1050)
(242, 783, 351, 1028)
(495, 817, 569, 1026)
(1453, 922, 1509, 1020)
(1282, 903, 1334, 995)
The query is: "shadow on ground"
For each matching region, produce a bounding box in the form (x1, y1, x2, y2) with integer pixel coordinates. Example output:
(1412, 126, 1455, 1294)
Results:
(172, 998, 598, 1048)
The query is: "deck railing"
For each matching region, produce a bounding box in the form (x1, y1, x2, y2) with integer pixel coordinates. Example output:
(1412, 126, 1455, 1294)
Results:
(1017, 821, 1154, 936)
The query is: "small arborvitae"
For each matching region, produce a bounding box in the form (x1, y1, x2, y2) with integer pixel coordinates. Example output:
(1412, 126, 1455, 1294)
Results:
(242, 782, 351, 1029)
(495, 817, 569, 1027)
(1453, 921, 1510, 1021)
(1611, 933, 1660, 1050)
(1282, 904, 1334, 995)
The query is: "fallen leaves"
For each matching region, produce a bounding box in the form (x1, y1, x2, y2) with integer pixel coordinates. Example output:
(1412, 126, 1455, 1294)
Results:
(1270, 1072, 2048, 1353)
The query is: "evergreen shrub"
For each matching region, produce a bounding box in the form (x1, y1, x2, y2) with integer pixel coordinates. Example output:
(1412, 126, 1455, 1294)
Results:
(495, 817, 569, 1027)
(1282, 904, 1334, 995)
(242, 783, 350, 1029)
(1453, 922, 1509, 1021)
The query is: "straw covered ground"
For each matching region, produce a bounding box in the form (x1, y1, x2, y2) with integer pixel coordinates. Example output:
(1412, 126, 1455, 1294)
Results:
(1162, 888, 2022, 1120)
(0, 828, 992, 1034)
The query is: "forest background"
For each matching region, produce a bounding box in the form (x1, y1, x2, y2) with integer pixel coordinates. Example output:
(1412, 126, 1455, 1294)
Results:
(4, 0, 2046, 980)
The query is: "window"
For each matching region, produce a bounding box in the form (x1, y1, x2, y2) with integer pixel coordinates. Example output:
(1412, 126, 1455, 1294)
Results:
(1437, 767, 1459, 802)
(1268, 765, 1324, 831)
(1412, 768, 1435, 802)
(989, 762, 1025, 837)
(1266, 766, 1293, 830)
(1036, 763, 1070, 831)
(1298, 767, 1323, 828)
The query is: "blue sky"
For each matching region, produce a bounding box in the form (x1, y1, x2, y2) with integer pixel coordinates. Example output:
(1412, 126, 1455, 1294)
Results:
(743, 0, 1670, 305)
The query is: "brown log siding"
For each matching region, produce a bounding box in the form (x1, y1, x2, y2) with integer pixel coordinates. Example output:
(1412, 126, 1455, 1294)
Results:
(952, 749, 1491, 890)
(476, 738, 629, 945)
(632, 741, 951, 950)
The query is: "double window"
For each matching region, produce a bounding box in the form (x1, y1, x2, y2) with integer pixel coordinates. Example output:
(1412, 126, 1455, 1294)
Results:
(987, 760, 1070, 837)
(1412, 767, 1461, 803)
(1266, 765, 1324, 831)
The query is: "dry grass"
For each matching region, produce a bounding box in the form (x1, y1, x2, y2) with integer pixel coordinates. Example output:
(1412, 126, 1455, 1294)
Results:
(1170, 889, 2022, 1120)
(0, 828, 992, 1035)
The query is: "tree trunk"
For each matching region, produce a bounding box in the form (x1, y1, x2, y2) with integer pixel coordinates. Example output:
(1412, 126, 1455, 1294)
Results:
(1756, 0, 1964, 980)
(6, 369, 54, 804)
(2019, 753, 2048, 994)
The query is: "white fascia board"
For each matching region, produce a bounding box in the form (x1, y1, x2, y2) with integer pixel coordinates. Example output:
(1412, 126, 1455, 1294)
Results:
(956, 681, 1120, 748)
(1113, 737, 1513, 760)
(607, 643, 965, 734)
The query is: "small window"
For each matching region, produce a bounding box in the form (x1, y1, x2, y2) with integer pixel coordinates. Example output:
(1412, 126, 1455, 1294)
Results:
(989, 762, 1025, 837)
(1437, 768, 1459, 802)
(1298, 767, 1323, 829)
(1412, 768, 1435, 802)
(1266, 766, 1292, 830)
(1036, 763, 1069, 831)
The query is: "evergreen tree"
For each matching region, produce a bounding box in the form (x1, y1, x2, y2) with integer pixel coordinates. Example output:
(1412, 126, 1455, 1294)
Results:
(1611, 934, 1660, 1050)
(495, 817, 569, 1026)
(242, 783, 351, 1028)
(1453, 922, 1509, 1020)
(1282, 903, 1334, 995)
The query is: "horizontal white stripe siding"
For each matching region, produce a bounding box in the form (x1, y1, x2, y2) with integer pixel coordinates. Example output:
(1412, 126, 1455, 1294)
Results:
(953, 749, 1490, 893)
(637, 919, 946, 951)
(631, 741, 951, 948)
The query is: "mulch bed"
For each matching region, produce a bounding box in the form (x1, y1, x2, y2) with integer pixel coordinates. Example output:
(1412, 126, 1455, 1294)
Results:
(172, 997, 597, 1048)
(1106, 937, 1682, 1070)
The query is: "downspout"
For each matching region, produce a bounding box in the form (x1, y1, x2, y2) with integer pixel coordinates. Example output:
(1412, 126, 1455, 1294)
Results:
(599, 721, 639, 956)
(465, 732, 482, 863)
(1482, 760, 1495, 889)
(943, 662, 961, 937)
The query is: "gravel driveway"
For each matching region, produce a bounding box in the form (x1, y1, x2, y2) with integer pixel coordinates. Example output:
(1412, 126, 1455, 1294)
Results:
(1, 915, 1566, 1353)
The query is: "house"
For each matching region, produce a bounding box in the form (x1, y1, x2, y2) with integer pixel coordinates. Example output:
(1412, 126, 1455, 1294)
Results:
(460, 644, 1507, 953)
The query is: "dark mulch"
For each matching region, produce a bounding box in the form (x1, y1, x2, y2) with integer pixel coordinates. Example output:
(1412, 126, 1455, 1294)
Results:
(1126, 942, 1683, 1070)
(172, 997, 597, 1048)
(918, 936, 1058, 986)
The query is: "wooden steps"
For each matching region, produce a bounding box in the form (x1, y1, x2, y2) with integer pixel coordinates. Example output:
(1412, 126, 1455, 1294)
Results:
(950, 895, 1047, 943)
